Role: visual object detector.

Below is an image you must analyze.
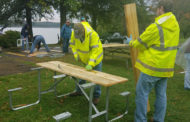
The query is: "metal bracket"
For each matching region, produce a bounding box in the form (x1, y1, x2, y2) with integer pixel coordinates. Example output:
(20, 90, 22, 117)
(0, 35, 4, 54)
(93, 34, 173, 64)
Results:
(31, 67, 43, 71)
(80, 83, 95, 89)
(8, 87, 40, 111)
(109, 91, 131, 122)
(8, 68, 42, 111)
(53, 73, 77, 98)
(53, 112, 72, 122)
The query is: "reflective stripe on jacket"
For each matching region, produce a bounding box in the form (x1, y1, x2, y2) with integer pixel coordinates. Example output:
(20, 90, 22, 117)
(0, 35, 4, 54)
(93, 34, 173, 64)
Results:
(70, 22, 103, 67)
(129, 12, 180, 77)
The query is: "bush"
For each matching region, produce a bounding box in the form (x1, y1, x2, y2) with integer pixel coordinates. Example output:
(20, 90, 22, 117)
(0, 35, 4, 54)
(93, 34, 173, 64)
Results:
(0, 30, 20, 48)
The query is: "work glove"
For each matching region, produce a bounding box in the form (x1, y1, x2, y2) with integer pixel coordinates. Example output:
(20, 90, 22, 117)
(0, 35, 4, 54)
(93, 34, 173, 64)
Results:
(85, 65, 92, 71)
(124, 34, 132, 44)
(75, 56, 79, 62)
(74, 53, 79, 62)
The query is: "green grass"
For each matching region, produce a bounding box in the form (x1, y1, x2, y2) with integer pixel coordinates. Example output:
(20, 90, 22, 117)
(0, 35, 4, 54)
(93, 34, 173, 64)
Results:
(0, 54, 190, 122)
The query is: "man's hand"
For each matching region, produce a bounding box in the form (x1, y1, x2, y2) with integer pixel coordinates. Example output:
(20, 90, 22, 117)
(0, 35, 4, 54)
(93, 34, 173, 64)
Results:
(124, 34, 133, 44)
(85, 65, 92, 71)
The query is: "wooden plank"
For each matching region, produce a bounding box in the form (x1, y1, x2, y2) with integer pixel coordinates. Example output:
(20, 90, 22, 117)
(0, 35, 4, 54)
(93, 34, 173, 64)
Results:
(28, 52, 48, 57)
(37, 61, 128, 87)
(124, 3, 150, 112)
(6, 52, 25, 57)
(102, 43, 129, 48)
(51, 50, 62, 53)
(124, 3, 140, 82)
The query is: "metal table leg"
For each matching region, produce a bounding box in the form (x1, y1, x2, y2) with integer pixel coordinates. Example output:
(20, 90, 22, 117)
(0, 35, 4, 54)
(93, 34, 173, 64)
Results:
(71, 77, 108, 121)
(108, 91, 130, 122)
(8, 68, 42, 110)
(105, 87, 110, 122)
(54, 71, 57, 96)
(88, 86, 95, 122)
(53, 75, 76, 98)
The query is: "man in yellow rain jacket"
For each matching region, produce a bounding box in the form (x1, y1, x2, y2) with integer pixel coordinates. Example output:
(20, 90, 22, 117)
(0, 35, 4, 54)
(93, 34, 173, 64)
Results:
(69, 22, 103, 105)
(125, 1, 180, 122)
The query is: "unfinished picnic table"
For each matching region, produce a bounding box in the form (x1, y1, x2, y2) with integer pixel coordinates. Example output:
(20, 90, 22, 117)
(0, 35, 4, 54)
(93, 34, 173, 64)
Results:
(8, 61, 129, 122)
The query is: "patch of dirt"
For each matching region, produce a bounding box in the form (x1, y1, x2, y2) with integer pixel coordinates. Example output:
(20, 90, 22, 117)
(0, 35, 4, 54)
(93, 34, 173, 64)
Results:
(0, 53, 34, 76)
(0, 47, 65, 76)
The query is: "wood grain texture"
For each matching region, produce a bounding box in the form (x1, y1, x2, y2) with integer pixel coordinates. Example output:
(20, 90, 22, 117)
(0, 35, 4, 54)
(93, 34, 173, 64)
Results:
(102, 43, 129, 48)
(37, 61, 128, 87)
(124, 3, 150, 112)
(124, 3, 140, 82)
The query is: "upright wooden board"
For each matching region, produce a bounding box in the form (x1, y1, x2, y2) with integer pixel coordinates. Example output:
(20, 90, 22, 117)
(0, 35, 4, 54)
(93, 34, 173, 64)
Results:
(124, 3, 140, 82)
(124, 3, 150, 112)
(37, 61, 128, 87)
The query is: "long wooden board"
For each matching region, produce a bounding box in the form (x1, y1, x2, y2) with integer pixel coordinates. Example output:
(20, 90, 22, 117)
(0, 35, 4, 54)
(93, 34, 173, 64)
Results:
(124, 3, 150, 112)
(29, 52, 48, 57)
(124, 3, 140, 82)
(37, 61, 128, 87)
(102, 43, 129, 48)
(6, 52, 25, 57)
(22, 51, 48, 57)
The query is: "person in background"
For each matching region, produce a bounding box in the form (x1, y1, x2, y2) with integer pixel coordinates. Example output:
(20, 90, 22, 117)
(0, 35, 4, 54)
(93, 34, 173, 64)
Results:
(69, 22, 103, 105)
(28, 35, 50, 56)
(21, 24, 30, 51)
(61, 20, 72, 53)
(81, 17, 86, 22)
(184, 39, 190, 90)
(125, 1, 180, 122)
(80, 17, 93, 30)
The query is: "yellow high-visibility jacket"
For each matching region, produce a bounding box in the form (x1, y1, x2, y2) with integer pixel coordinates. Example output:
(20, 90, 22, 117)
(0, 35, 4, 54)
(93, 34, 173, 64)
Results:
(70, 22, 103, 67)
(129, 12, 180, 77)
(81, 21, 93, 30)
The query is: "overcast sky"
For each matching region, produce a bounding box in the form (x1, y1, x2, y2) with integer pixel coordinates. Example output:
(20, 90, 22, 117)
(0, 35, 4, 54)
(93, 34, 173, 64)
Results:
(40, 9, 80, 23)
(41, 11, 60, 22)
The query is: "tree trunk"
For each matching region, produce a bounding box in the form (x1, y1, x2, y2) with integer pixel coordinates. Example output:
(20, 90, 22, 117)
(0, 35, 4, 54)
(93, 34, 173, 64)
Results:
(92, 13, 97, 31)
(0, 24, 8, 32)
(60, 0, 67, 29)
(26, 5, 33, 42)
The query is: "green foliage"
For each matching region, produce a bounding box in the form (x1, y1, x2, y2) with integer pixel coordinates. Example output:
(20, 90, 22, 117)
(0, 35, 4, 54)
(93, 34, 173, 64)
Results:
(179, 16, 190, 38)
(0, 30, 20, 48)
(64, 0, 81, 13)
(0, 0, 59, 28)
(80, 0, 154, 38)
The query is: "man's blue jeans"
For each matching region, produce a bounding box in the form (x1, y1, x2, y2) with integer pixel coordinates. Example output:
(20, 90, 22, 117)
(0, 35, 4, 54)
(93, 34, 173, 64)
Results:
(30, 36, 50, 54)
(76, 62, 102, 98)
(21, 35, 29, 50)
(135, 72, 168, 122)
(184, 53, 190, 89)
(63, 38, 70, 53)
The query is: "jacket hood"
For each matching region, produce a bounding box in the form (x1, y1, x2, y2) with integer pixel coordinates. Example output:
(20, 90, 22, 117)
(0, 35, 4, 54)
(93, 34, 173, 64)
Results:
(155, 12, 179, 32)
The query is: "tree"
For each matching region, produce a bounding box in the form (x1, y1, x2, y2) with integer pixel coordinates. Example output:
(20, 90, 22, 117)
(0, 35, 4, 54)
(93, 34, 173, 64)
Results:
(80, 0, 111, 30)
(59, 0, 81, 28)
(0, 0, 59, 40)
(0, 0, 25, 30)
(78, 0, 152, 38)
(173, 0, 190, 38)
